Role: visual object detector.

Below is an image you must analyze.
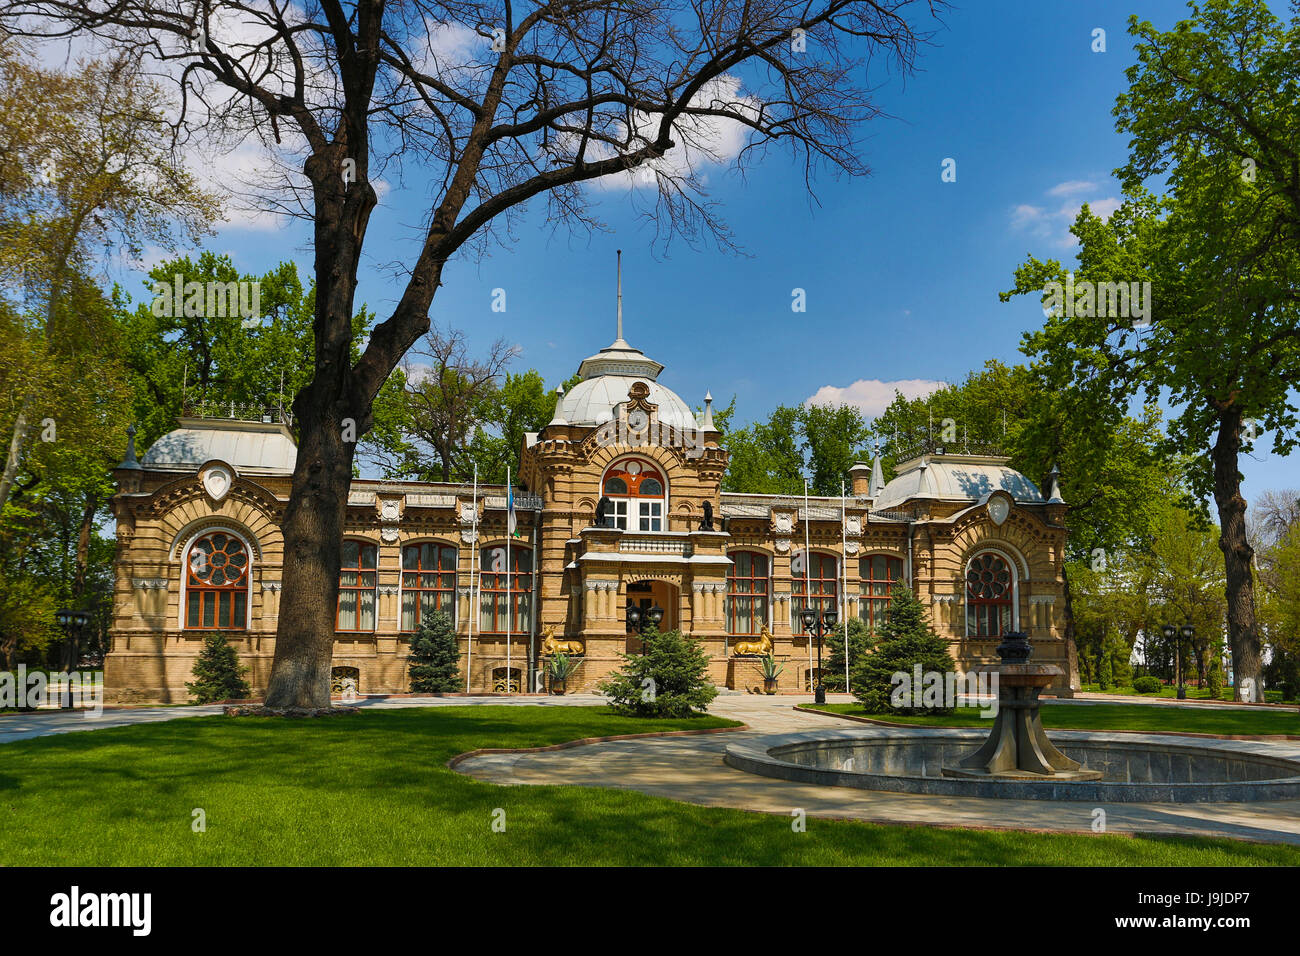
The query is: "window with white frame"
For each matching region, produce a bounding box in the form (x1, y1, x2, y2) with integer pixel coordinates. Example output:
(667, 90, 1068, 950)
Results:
(602, 458, 666, 531)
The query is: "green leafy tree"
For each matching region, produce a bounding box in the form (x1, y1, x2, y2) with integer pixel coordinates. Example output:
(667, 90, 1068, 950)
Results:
(186, 633, 251, 703)
(599, 626, 717, 717)
(0, 50, 218, 512)
(851, 586, 954, 714)
(407, 608, 461, 694)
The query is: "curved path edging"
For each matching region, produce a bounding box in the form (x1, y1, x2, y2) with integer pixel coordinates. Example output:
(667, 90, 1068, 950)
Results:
(795, 704, 1300, 742)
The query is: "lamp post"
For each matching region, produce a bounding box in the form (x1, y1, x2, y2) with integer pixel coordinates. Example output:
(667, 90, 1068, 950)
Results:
(1161, 623, 1189, 699)
(54, 609, 90, 707)
(1178, 624, 1195, 700)
(626, 603, 664, 654)
(800, 606, 837, 704)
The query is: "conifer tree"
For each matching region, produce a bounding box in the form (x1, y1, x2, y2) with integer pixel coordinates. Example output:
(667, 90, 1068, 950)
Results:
(186, 633, 251, 703)
(851, 586, 955, 714)
(408, 609, 461, 694)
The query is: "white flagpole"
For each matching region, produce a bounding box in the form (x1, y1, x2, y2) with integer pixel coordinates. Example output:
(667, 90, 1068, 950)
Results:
(467, 465, 477, 693)
(506, 465, 512, 695)
(804, 478, 812, 693)
(842, 478, 849, 695)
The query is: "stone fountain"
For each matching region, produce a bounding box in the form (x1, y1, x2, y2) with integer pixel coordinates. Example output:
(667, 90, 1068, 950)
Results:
(942, 631, 1101, 780)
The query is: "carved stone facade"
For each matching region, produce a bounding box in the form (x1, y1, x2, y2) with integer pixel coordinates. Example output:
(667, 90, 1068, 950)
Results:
(106, 338, 1073, 703)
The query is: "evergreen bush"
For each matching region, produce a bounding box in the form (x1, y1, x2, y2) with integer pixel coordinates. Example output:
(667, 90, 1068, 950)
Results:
(186, 632, 251, 703)
(599, 626, 717, 717)
(408, 609, 461, 694)
(850, 586, 954, 715)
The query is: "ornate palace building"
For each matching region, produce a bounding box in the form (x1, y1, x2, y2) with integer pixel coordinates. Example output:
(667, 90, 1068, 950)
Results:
(107, 316, 1075, 703)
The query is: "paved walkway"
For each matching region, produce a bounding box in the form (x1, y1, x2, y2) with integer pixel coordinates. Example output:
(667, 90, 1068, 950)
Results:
(456, 694, 1300, 846)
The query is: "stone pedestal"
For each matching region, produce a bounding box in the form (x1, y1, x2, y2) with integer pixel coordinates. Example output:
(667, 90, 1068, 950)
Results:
(943, 632, 1100, 781)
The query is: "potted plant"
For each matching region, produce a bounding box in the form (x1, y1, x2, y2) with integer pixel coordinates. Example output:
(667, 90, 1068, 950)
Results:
(759, 653, 783, 695)
(548, 653, 576, 695)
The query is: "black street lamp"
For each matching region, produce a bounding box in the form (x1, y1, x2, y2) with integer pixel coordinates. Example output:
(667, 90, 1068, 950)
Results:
(626, 603, 664, 654)
(799, 606, 837, 704)
(1161, 623, 1190, 699)
(54, 609, 90, 707)
(1178, 624, 1195, 700)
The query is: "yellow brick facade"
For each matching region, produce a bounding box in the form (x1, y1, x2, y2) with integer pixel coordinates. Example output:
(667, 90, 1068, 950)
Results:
(107, 342, 1073, 703)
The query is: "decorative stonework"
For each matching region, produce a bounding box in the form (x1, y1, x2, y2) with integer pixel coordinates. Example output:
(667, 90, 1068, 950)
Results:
(132, 578, 169, 590)
(774, 538, 791, 553)
(200, 463, 233, 503)
(261, 581, 282, 592)
(987, 492, 1012, 527)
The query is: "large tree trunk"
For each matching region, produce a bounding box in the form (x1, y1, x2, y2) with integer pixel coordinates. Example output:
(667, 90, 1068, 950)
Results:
(263, 143, 383, 710)
(262, 398, 356, 709)
(1211, 407, 1263, 701)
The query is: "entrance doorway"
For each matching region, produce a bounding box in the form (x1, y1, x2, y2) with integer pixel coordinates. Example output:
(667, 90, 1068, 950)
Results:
(624, 579, 678, 652)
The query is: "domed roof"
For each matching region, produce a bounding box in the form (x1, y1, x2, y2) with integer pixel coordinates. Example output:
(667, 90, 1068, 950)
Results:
(141, 418, 297, 476)
(873, 454, 1043, 512)
(556, 334, 698, 432)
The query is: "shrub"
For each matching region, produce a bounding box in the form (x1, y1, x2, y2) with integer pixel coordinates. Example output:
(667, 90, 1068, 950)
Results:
(599, 626, 717, 717)
(1205, 657, 1224, 698)
(850, 585, 954, 715)
(186, 632, 251, 703)
(1132, 675, 1162, 695)
(408, 609, 461, 694)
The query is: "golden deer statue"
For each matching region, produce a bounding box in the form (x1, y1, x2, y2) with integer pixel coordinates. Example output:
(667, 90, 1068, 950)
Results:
(541, 624, 585, 656)
(732, 624, 773, 657)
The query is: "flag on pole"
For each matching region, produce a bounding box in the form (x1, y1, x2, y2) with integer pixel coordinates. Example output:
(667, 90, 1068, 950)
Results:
(507, 480, 518, 537)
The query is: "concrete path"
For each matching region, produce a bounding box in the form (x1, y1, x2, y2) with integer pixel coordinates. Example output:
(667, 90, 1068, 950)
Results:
(455, 694, 1300, 846)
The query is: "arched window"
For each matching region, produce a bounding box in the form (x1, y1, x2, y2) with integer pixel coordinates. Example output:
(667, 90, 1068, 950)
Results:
(480, 545, 532, 634)
(185, 531, 250, 629)
(337, 540, 378, 632)
(727, 551, 769, 635)
(602, 458, 666, 531)
(859, 554, 904, 629)
(401, 542, 458, 631)
(966, 551, 1014, 637)
(791, 551, 837, 627)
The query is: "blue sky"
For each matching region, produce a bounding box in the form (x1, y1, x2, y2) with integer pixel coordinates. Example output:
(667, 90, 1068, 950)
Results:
(128, 0, 1295, 503)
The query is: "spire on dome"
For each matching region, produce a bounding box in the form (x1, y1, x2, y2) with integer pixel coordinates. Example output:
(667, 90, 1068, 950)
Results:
(606, 248, 631, 350)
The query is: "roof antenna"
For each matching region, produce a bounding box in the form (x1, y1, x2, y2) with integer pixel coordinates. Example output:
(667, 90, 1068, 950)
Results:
(616, 249, 624, 344)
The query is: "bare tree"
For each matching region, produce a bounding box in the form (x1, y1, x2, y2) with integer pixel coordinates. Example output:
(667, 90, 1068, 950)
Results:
(1253, 488, 1300, 545)
(3, 0, 942, 709)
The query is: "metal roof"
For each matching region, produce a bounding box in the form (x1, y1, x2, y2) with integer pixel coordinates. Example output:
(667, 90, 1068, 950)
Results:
(141, 418, 297, 475)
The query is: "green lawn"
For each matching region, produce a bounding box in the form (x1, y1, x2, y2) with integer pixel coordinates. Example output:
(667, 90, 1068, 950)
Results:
(1078, 683, 1296, 704)
(801, 702, 1300, 736)
(2, 705, 1297, 865)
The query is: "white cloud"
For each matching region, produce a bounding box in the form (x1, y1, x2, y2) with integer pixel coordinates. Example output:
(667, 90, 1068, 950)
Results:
(805, 379, 946, 418)
(1011, 180, 1121, 248)
(1047, 180, 1097, 197)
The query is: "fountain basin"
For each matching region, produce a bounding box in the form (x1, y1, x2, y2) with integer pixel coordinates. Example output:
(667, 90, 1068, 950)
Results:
(724, 727, 1300, 802)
